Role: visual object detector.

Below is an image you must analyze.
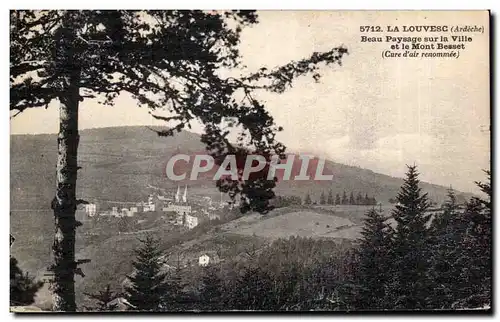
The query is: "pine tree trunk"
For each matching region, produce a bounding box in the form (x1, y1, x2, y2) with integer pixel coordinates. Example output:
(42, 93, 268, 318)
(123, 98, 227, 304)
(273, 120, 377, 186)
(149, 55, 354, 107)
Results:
(51, 48, 81, 311)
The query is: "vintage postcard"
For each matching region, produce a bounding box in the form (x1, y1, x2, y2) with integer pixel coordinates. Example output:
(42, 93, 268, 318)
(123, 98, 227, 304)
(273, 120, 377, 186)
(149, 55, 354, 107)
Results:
(10, 10, 491, 312)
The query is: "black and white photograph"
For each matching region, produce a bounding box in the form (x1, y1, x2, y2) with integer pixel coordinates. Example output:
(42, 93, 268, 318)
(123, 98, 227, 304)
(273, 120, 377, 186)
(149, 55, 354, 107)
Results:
(9, 9, 491, 313)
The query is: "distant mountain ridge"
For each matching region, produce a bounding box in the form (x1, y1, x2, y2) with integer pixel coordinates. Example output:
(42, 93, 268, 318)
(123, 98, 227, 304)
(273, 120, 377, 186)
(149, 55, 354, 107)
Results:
(11, 125, 472, 210)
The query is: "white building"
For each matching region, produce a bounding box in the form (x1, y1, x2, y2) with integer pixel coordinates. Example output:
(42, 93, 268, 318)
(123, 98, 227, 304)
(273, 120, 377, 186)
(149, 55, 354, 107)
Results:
(121, 208, 134, 217)
(175, 213, 184, 226)
(201, 208, 220, 221)
(85, 203, 97, 217)
(164, 204, 192, 214)
(143, 204, 156, 212)
(208, 213, 220, 221)
(185, 214, 199, 229)
(199, 254, 210, 267)
(141, 194, 156, 212)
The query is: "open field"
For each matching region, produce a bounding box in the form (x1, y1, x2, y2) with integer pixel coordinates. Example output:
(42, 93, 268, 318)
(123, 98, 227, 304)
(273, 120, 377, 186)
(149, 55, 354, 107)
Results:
(225, 209, 357, 240)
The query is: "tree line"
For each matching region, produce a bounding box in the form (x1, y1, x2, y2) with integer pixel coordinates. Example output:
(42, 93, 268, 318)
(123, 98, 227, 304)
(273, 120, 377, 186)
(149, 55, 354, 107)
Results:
(304, 190, 378, 206)
(351, 166, 491, 310)
(83, 235, 356, 311)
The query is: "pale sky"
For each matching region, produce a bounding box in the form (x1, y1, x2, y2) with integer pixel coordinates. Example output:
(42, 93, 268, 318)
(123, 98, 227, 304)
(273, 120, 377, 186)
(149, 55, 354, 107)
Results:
(10, 11, 490, 193)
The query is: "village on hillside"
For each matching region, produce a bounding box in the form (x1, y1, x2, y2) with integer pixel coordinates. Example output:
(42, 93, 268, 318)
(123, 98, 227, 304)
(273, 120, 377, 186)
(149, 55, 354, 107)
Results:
(79, 185, 239, 230)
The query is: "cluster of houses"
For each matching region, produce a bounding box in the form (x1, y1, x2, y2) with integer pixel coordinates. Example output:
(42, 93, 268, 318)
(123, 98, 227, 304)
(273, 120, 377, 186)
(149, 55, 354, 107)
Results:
(81, 186, 232, 230)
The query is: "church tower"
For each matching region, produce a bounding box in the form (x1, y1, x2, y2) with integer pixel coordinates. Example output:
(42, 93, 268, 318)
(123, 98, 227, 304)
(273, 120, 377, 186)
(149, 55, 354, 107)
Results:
(175, 186, 180, 203)
(182, 185, 187, 203)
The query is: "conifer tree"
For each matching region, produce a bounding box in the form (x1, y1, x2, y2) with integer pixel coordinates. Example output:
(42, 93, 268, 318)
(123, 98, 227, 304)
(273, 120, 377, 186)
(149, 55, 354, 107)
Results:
(84, 284, 119, 311)
(335, 193, 341, 205)
(232, 265, 275, 310)
(353, 209, 393, 309)
(199, 266, 224, 311)
(163, 264, 185, 311)
(356, 192, 363, 205)
(319, 191, 326, 205)
(431, 187, 458, 233)
(473, 171, 491, 303)
(349, 192, 355, 205)
(304, 193, 312, 205)
(364, 193, 370, 205)
(452, 171, 491, 308)
(118, 216, 132, 233)
(125, 235, 169, 311)
(389, 165, 432, 309)
(426, 172, 491, 309)
(342, 191, 348, 205)
(427, 187, 464, 308)
(327, 190, 334, 205)
(475, 170, 491, 210)
(10, 256, 44, 307)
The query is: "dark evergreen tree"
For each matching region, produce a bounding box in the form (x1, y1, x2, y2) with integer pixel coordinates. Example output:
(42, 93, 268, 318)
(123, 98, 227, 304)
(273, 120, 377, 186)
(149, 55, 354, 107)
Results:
(10, 256, 44, 307)
(327, 190, 334, 205)
(125, 235, 169, 311)
(84, 284, 119, 311)
(452, 171, 491, 308)
(427, 187, 464, 309)
(431, 187, 458, 233)
(335, 193, 341, 205)
(304, 193, 312, 205)
(389, 165, 432, 309)
(199, 266, 224, 311)
(349, 192, 355, 205)
(342, 191, 348, 205)
(426, 172, 491, 309)
(163, 265, 185, 311)
(272, 195, 302, 208)
(319, 191, 326, 205)
(352, 209, 393, 309)
(364, 193, 370, 206)
(356, 192, 363, 205)
(270, 262, 305, 310)
(475, 170, 491, 209)
(232, 266, 275, 310)
(118, 216, 132, 233)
